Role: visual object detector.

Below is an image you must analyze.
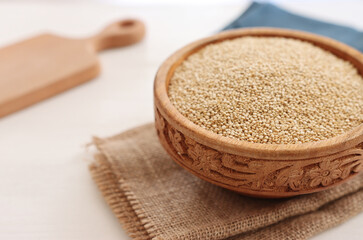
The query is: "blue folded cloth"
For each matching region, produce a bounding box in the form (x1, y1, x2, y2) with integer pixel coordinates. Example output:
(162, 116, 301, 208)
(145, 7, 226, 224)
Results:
(223, 2, 363, 52)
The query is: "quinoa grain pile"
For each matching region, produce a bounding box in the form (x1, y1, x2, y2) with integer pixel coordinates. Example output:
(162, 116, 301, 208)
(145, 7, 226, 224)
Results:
(168, 37, 363, 144)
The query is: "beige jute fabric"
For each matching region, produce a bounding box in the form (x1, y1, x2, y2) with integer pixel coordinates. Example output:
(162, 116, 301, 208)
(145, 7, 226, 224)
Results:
(90, 123, 363, 240)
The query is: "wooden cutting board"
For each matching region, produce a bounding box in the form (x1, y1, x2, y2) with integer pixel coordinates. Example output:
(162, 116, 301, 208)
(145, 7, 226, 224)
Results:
(0, 19, 145, 118)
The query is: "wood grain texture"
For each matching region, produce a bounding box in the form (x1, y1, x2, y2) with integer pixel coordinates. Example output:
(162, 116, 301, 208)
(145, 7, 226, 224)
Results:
(153, 28, 363, 198)
(0, 19, 145, 118)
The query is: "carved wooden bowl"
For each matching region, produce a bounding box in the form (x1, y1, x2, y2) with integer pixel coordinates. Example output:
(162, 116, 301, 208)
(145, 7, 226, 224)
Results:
(154, 28, 363, 198)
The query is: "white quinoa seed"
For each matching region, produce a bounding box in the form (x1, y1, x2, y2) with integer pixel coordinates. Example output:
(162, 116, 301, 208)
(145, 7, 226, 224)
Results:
(168, 37, 363, 144)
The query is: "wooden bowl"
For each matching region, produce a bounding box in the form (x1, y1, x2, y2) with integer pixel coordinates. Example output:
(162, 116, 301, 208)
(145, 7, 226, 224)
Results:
(153, 28, 363, 198)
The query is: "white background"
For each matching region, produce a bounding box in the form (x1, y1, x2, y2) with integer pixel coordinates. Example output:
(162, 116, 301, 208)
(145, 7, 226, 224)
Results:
(0, 0, 362, 239)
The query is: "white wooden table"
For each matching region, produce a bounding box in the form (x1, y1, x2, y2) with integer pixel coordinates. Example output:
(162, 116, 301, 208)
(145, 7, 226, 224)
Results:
(0, 1, 362, 239)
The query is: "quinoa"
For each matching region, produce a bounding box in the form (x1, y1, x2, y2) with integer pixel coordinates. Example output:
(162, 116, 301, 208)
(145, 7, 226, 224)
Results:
(168, 37, 363, 144)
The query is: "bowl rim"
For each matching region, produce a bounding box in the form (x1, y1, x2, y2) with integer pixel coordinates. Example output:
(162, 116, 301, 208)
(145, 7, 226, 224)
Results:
(154, 27, 363, 160)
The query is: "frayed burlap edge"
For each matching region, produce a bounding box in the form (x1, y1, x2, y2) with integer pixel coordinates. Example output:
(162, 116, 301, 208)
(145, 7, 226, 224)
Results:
(90, 150, 363, 240)
(89, 125, 363, 240)
(90, 153, 155, 240)
(90, 152, 363, 240)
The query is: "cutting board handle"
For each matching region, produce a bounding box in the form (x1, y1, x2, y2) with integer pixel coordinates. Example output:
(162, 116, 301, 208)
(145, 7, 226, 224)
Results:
(89, 19, 145, 51)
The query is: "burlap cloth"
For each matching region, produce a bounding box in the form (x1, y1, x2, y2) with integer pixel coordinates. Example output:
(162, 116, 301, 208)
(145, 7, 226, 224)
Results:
(90, 123, 363, 240)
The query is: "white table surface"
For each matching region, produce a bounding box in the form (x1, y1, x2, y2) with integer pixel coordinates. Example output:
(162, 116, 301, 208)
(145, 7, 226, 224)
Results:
(0, 1, 362, 239)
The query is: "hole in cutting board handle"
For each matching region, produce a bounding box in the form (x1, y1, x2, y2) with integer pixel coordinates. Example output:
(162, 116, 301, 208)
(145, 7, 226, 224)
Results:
(120, 20, 135, 28)
(91, 19, 145, 51)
